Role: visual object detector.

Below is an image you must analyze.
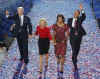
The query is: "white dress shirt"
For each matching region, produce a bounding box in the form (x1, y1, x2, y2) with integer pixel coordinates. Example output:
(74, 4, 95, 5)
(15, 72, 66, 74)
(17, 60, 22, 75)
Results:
(72, 18, 77, 28)
(20, 15, 24, 26)
(6, 15, 9, 18)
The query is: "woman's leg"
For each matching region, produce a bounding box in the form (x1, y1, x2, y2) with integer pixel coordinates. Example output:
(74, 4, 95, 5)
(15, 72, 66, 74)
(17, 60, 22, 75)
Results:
(60, 56, 65, 72)
(56, 55, 60, 78)
(58, 56, 64, 78)
(60, 43, 67, 78)
(39, 55, 43, 79)
(57, 56, 60, 65)
(45, 53, 48, 66)
(44, 53, 48, 78)
(40, 55, 43, 72)
(57, 56, 60, 72)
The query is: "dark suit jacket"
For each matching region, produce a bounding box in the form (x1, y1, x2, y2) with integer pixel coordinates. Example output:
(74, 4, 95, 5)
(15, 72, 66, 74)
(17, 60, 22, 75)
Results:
(7, 14, 32, 38)
(67, 11, 86, 38)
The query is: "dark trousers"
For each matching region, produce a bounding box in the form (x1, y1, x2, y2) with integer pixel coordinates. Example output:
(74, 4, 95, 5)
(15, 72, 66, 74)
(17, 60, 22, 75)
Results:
(17, 35, 29, 64)
(70, 36, 82, 70)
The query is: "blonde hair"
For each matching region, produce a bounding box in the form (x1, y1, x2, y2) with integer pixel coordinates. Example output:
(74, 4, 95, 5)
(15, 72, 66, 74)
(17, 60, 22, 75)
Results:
(39, 18, 48, 26)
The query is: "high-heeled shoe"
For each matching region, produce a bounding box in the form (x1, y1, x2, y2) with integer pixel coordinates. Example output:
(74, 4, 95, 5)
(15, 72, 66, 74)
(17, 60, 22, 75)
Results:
(39, 72, 42, 79)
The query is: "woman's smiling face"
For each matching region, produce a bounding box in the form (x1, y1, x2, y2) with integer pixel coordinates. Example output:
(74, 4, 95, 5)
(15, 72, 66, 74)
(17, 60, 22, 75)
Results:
(58, 17, 63, 23)
(39, 20, 47, 27)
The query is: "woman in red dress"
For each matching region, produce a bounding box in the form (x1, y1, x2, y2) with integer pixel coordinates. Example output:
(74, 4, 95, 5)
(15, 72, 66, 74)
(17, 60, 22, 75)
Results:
(52, 14, 69, 79)
(34, 18, 52, 79)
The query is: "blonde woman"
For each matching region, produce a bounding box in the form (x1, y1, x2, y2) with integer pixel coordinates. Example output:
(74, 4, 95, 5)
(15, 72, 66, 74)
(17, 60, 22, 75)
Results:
(34, 18, 52, 79)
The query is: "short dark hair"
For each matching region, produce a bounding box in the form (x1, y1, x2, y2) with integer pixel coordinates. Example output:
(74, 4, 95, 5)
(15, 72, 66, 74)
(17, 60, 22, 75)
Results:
(56, 14, 65, 23)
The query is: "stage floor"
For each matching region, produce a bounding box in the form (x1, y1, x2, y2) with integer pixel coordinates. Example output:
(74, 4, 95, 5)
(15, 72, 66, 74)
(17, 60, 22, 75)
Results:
(0, 0, 100, 79)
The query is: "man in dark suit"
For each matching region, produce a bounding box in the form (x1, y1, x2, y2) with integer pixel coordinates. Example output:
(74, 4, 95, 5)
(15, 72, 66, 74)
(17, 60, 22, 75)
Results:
(6, 7, 32, 65)
(67, 4, 86, 71)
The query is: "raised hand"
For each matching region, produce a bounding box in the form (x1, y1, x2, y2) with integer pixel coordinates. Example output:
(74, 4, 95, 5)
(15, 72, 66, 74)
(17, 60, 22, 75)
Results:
(79, 4, 83, 10)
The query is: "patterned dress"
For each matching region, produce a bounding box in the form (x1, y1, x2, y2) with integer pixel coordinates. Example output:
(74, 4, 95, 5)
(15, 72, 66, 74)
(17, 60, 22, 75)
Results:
(52, 24, 69, 57)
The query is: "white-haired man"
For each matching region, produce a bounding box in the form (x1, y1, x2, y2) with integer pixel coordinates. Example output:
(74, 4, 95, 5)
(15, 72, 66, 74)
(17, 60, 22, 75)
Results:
(6, 7, 32, 65)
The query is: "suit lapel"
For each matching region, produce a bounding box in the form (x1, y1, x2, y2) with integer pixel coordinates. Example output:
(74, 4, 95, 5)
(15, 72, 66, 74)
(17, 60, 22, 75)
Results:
(23, 15, 25, 25)
(17, 15, 21, 25)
